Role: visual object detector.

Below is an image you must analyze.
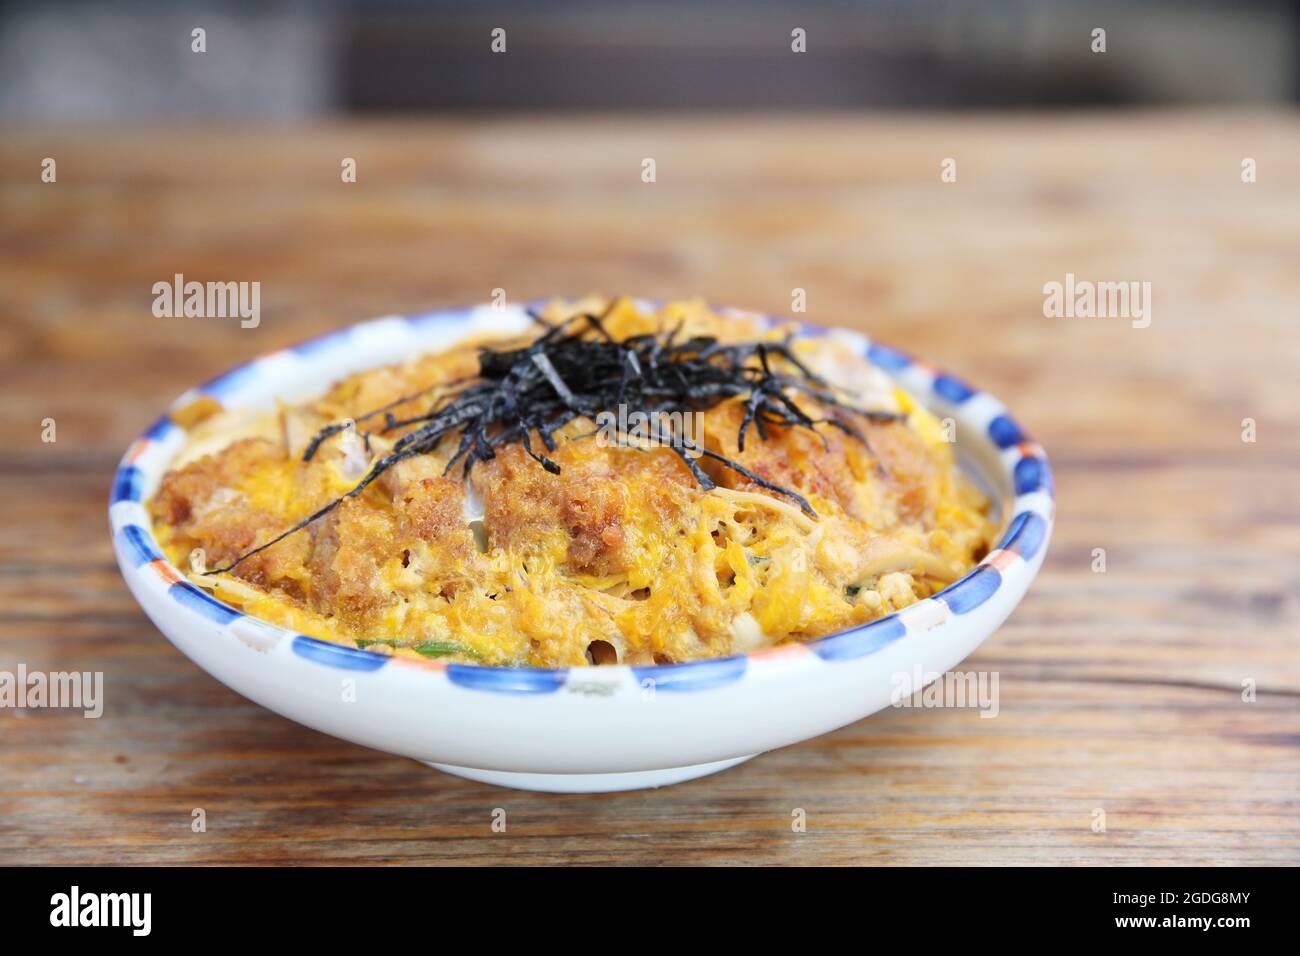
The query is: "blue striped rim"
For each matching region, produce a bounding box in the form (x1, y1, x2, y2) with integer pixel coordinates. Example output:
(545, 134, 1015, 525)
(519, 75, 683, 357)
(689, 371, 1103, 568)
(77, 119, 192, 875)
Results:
(291, 326, 354, 358)
(143, 415, 177, 442)
(940, 565, 1002, 614)
(291, 634, 389, 672)
(932, 373, 976, 404)
(168, 581, 242, 625)
(1014, 456, 1050, 495)
(809, 614, 908, 662)
(999, 511, 1048, 561)
(447, 664, 567, 694)
(987, 414, 1026, 449)
(199, 360, 262, 400)
(407, 306, 475, 330)
(115, 302, 1054, 689)
(111, 466, 144, 504)
(631, 655, 747, 692)
(866, 342, 911, 371)
(119, 524, 162, 565)
(791, 319, 832, 338)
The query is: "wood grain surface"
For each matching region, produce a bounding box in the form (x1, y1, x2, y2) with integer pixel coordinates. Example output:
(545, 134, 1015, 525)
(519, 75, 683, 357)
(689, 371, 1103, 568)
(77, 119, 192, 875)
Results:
(1, 114, 1297, 865)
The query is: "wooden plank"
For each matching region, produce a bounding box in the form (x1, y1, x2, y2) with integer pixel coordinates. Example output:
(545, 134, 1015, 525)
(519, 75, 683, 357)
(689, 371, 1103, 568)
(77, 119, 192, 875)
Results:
(1, 114, 1297, 865)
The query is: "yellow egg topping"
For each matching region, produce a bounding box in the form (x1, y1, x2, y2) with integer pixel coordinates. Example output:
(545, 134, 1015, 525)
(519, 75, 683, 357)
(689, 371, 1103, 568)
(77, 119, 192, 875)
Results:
(150, 298, 994, 667)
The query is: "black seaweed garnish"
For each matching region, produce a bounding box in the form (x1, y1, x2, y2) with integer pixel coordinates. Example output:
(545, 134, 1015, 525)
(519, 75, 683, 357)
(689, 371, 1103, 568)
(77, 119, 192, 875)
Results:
(205, 300, 905, 574)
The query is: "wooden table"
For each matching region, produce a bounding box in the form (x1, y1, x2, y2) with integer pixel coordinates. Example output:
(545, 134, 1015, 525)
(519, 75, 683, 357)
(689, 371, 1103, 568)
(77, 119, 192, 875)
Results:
(2, 115, 1297, 865)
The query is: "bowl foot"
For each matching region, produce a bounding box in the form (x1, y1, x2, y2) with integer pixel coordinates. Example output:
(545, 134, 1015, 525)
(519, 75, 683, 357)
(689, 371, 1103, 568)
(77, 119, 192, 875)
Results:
(426, 754, 757, 792)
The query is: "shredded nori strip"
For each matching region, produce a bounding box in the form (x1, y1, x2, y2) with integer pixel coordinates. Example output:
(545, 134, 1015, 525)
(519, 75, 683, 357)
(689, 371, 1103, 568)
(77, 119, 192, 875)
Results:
(205, 300, 905, 574)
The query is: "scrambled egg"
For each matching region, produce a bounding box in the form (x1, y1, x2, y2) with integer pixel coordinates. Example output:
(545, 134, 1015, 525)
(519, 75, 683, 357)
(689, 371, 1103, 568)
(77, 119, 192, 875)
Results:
(150, 298, 994, 667)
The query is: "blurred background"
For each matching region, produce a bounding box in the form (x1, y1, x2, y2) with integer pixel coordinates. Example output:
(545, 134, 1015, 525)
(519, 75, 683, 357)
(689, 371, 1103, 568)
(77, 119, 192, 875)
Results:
(2, 0, 1297, 120)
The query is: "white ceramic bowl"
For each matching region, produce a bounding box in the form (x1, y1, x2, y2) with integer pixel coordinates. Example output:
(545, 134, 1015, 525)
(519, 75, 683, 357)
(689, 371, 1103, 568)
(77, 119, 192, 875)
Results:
(111, 302, 1054, 792)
